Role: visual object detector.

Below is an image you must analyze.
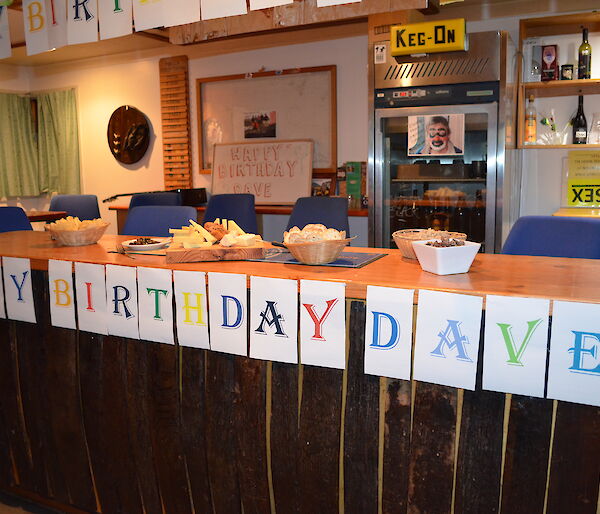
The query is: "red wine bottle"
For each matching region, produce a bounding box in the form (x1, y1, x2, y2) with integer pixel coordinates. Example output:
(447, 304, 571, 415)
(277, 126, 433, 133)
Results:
(573, 95, 588, 144)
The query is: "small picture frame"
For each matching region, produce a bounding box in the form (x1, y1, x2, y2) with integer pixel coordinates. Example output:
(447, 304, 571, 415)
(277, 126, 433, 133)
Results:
(311, 173, 337, 196)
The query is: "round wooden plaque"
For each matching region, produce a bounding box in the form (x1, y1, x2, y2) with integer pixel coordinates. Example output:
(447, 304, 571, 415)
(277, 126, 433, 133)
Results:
(107, 105, 150, 164)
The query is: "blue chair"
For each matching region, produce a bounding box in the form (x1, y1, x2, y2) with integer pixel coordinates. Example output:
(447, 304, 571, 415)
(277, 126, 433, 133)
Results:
(285, 196, 350, 235)
(202, 194, 258, 234)
(50, 194, 101, 220)
(501, 215, 600, 258)
(129, 192, 182, 209)
(0, 207, 33, 233)
(122, 206, 197, 237)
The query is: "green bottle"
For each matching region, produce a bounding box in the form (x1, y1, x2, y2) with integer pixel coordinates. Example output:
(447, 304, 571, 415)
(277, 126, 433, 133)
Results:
(578, 27, 592, 80)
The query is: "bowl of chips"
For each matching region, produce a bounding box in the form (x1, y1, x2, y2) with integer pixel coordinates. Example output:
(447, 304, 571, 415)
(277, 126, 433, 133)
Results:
(47, 217, 109, 246)
(283, 224, 352, 265)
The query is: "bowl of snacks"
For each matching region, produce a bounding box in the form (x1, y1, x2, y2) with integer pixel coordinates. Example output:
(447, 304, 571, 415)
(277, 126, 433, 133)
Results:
(283, 224, 352, 265)
(47, 217, 109, 247)
(392, 229, 467, 259)
(412, 235, 481, 275)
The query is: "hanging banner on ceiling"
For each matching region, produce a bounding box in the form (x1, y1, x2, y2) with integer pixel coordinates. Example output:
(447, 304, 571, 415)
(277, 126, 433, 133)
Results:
(137, 266, 174, 344)
(106, 264, 139, 339)
(75, 262, 107, 334)
(200, 0, 247, 21)
(0, 6, 11, 60)
(164, 0, 201, 28)
(23, 0, 52, 55)
(174, 270, 210, 349)
(364, 285, 414, 380)
(249, 0, 293, 9)
(250, 276, 298, 364)
(67, 0, 98, 45)
(2, 257, 36, 323)
(208, 272, 248, 356)
(99, 0, 132, 40)
(482, 295, 550, 398)
(48, 259, 76, 330)
(413, 289, 483, 391)
(131, 0, 163, 32)
(317, 0, 361, 6)
(0, 260, 6, 319)
(547, 300, 600, 407)
(300, 279, 346, 369)
(47, 0, 67, 51)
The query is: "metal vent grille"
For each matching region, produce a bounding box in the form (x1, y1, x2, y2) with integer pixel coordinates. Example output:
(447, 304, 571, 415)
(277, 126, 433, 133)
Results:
(383, 58, 490, 81)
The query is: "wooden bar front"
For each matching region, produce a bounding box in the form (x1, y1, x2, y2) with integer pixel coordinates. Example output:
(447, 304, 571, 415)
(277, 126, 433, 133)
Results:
(0, 231, 598, 514)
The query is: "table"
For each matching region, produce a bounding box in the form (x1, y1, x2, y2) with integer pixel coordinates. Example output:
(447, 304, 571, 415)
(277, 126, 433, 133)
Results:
(553, 207, 600, 217)
(25, 210, 67, 222)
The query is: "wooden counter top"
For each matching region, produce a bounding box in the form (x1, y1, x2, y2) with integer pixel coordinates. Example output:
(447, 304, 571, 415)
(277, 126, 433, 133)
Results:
(1, 230, 598, 303)
(107, 204, 369, 216)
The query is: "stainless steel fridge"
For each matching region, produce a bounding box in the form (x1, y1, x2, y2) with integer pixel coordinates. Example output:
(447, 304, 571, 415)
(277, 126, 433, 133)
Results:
(368, 30, 519, 252)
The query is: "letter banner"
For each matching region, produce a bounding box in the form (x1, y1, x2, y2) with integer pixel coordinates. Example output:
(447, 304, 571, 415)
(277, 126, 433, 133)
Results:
(2, 257, 36, 323)
(300, 279, 346, 369)
(163, 0, 200, 29)
(46, 0, 67, 52)
(317, 0, 361, 6)
(105, 264, 139, 339)
(173, 270, 210, 349)
(249, 0, 293, 10)
(23, 0, 53, 56)
(483, 295, 549, 397)
(137, 266, 174, 345)
(0, 5, 11, 60)
(48, 259, 76, 330)
(99, 0, 132, 40)
(200, 0, 247, 21)
(67, 0, 98, 45)
(250, 276, 298, 364)
(208, 272, 248, 356)
(75, 262, 107, 334)
(131, 0, 164, 32)
(413, 290, 483, 391)
(364, 285, 414, 380)
(0, 259, 6, 319)
(547, 301, 600, 407)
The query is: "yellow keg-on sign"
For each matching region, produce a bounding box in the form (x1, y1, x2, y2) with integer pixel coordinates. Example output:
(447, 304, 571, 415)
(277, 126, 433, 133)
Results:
(390, 19, 466, 56)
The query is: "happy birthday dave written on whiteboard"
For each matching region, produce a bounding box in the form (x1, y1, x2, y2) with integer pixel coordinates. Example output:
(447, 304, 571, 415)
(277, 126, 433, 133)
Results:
(211, 140, 313, 205)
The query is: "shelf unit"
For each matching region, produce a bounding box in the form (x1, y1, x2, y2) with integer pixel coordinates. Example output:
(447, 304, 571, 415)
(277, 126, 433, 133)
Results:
(517, 13, 600, 149)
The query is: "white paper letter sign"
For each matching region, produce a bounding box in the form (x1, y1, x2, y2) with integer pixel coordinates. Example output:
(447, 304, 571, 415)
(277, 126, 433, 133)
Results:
(164, 0, 200, 28)
(67, 0, 98, 45)
(317, 0, 361, 6)
(105, 264, 139, 339)
(547, 301, 600, 407)
(364, 286, 414, 380)
(23, 0, 52, 56)
(2, 257, 36, 323)
(174, 270, 210, 349)
(137, 267, 174, 345)
(250, 276, 298, 364)
(75, 262, 107, 334)
(300, 279, 346, 369)
(0, 259, 6, 319)
(48, 259, 76, 330)
(413, 289, 483, 391)
(99, 0, 132, 40)
(47, 0, 67, 51)
(0, 6, 11, 60)
(200, 0, 247, 21)
(208, 272, 248, 356)
(250, 0, 293, 10)
(483, 295, 549, 397)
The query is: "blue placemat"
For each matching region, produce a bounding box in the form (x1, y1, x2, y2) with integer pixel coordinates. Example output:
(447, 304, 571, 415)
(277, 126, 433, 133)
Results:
(248, 249, 386, 268)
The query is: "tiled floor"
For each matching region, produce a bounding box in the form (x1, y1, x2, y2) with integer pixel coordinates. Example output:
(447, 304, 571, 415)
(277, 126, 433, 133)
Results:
(0, 492, 59, 514)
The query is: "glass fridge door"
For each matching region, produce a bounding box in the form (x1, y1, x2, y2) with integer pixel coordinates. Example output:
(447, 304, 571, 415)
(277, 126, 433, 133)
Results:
(374, 103, 498, 250)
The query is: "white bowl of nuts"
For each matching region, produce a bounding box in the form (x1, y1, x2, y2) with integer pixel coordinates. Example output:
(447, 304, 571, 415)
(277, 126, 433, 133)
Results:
(412, 237, 481, 275)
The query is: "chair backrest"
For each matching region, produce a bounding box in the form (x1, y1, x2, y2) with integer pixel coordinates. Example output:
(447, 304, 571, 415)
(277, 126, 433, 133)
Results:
(129, 192, 182, 209)
(122, 206, 197, 237)
(49, 194, 101, 220)
(202, 194, 258, 234)
(285, 196, 350, 235)
(501, 215, 600, 258)
(0, 207, 33, 233)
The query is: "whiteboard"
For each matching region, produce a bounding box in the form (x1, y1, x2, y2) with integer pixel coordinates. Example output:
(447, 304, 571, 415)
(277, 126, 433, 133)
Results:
(211, 140, 313, 205)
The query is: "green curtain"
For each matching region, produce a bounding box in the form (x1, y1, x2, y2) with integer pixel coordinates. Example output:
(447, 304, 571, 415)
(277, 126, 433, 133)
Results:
(36, 89, 81, 194)
(0, 93, 40, 197)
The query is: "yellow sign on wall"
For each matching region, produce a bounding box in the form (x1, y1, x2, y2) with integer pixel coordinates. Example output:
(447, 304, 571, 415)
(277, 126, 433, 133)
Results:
(390, 19, 466, 56)
(567, 151, 600, 207)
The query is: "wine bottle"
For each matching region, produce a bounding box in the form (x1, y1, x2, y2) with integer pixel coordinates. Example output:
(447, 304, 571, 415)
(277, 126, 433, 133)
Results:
(525, 95, 537, 144)
(578, 27, 592, 80)
(573, 95, 588, 144)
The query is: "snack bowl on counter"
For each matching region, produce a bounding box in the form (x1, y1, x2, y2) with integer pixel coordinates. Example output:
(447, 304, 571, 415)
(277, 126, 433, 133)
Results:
(47, 217, 109, 247)
(392, 229, 467, 260)
(412, 239, 481, 275)
(285, 238, 353, 265)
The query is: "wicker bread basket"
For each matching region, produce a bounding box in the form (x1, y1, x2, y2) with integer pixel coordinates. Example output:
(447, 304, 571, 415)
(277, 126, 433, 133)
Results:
(392, 229, 466, 259)
(285, 238, 353, 265)
(48, 222, 109, 247)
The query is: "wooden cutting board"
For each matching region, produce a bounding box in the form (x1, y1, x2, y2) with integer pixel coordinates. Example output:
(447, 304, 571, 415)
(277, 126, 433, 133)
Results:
(165, 242, 267, 263)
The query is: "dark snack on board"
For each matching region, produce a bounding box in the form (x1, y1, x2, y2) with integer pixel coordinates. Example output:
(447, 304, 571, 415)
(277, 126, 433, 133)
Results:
(130, 236, 160, 245)
(204, 222, 228, 241)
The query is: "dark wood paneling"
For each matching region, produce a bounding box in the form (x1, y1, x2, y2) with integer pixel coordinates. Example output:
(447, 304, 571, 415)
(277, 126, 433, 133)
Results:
(546, 402, 600, 514)
(408, 382, 457, 514)
(180, 347, 212, 514)
(500, 396, 553, 514)
(344, 301, 379, 514)
(205, 351, 241, 514)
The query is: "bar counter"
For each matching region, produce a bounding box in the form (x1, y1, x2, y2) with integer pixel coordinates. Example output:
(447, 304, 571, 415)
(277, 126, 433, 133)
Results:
(0, 231, 598, 514)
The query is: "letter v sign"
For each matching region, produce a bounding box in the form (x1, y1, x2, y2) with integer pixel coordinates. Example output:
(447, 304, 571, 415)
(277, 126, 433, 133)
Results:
(497, 319, 542, 366)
